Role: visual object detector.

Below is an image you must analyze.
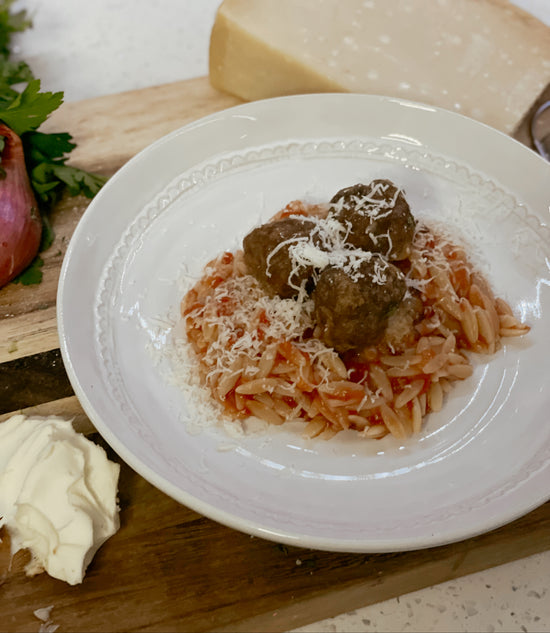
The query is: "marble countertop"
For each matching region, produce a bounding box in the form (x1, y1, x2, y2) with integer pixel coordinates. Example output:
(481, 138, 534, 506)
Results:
(9, 1, 550, 631)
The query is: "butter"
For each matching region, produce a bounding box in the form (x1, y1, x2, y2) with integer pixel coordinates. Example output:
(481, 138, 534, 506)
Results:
(209, 0, 550, 134)
(0, 415, 120, 585)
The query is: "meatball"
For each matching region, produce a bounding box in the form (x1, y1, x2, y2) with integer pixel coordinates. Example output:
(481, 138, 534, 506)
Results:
(243, 217, 318, 298)
(312, 256, 406, 352)
(329, 179, 415, 260)
(383, 291, 423, 352)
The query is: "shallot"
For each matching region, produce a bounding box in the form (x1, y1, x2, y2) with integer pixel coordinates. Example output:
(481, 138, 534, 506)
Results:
(0, 123, 42, 288)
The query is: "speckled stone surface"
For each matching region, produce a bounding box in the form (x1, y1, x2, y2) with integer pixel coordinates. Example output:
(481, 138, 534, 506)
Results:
(292, 551, 550, 632)
(9, 1, 550, 631)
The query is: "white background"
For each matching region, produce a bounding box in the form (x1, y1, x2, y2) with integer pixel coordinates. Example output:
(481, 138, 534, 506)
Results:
(9, 1, 550, 632)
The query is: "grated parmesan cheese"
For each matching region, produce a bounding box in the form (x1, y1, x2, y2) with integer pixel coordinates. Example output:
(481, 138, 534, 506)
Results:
(267, 211, 396, 287)
(33, 605, 59, 633)
(192, 273, 318, 386)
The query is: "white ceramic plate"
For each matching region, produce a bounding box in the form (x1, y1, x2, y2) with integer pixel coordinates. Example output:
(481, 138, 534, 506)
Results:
(58, 94, 550, 552)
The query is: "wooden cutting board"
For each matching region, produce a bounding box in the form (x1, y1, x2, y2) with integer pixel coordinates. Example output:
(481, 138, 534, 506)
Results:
(1, 76, 550, 633)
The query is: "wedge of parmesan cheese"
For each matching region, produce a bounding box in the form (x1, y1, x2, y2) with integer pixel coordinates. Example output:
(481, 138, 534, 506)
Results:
(209, 0, 550, 134)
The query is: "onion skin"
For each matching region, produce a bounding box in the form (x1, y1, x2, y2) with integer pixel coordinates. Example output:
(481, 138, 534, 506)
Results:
(0, 123, 42, 288)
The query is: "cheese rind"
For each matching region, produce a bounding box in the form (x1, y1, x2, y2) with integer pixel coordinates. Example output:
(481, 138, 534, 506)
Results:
(209, 0, 550, 133)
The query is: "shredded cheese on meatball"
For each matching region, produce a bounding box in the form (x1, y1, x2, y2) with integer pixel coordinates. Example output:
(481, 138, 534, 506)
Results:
(329, 180, 403, 221)
(267, 213, 398, 288)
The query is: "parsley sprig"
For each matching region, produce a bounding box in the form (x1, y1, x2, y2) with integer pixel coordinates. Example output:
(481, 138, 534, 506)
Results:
(0, 0, 107, 284)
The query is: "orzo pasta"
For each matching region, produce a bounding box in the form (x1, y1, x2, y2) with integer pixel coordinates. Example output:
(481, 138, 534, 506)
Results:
(181, 181, 529, 441)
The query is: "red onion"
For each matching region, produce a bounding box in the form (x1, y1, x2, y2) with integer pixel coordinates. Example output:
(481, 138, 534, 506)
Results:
(0, 123, 42, 288)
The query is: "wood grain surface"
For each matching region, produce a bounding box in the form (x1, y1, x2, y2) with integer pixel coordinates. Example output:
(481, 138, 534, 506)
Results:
(1, 76, 549, 633)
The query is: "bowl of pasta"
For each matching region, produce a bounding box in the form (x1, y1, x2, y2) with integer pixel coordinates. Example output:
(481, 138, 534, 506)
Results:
(58, 93, 550, 552)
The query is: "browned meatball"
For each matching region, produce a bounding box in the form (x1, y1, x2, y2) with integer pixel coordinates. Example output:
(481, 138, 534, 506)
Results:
(243, 217, 318, 298)
(312, 256, 406, 352)
(330, 180, 415, 260)
(383, 291, 423, 352)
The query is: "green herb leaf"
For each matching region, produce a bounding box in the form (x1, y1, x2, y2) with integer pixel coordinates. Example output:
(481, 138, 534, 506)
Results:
(0, 78, 64, 135)
(40, 213, 55, 251)
(23, 130, 76, 163)
(47, 163, 107, 198)
(0, 0, 32, 57)
(28, 161, 65, 207)
(29, 161, 107, 208)
(12, 256, 44, 285)
(0, 56, 34, 105)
